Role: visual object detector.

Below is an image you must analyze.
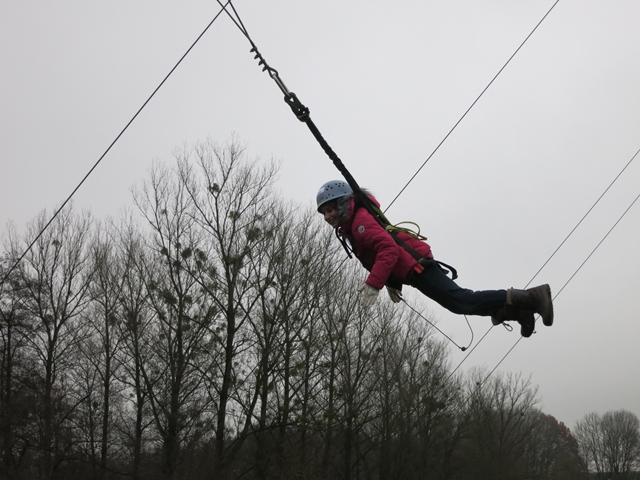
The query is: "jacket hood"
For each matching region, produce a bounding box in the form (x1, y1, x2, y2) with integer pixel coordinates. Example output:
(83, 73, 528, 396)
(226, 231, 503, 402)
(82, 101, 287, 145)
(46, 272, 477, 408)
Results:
(336, 189, 376, 223)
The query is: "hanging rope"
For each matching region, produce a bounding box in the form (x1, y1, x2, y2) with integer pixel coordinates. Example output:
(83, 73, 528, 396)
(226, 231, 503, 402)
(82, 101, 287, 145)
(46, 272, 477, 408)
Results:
(401, 300, 474, 351)
(217, 1, 362, 192)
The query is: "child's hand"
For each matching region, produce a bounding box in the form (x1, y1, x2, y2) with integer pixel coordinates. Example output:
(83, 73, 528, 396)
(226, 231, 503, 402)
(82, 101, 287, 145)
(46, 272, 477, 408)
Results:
(386, 287, 402, 303)
(358, 283, 379, 308)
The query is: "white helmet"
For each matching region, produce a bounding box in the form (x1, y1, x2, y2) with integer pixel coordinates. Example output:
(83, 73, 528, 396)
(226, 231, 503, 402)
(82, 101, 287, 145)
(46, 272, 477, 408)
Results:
(316, 180, 352, 212)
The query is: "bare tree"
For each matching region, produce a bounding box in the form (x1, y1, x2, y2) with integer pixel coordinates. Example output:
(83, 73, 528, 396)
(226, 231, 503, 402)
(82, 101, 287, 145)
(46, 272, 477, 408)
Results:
(243, 206, 342, 479)
(575, 409, 640, 479)
(601, 410, 640, 478)
(7, 205, 93, 479)
(522, 412, 587, 480)
(134, 159, 216, 479)
(0, 256, 36, 476)
(335, 301, 385, 480)
(460, 370, 540, 480)
(314, 264, 359, 480)
(70, 220, 135, 479)
(368, 304, 462, 480)
(174, 137, 280, 476)
(112, 217, 155, 480)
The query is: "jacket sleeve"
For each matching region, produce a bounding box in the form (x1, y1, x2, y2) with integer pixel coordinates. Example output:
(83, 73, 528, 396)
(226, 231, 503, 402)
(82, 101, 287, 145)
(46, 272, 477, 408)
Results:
(385, 276, 403, 291)
(352, 209, 400, 290)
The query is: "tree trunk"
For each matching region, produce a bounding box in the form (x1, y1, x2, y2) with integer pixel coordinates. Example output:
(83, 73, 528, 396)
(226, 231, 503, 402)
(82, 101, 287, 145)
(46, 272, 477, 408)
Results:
(1, 317, 13, 474)
(100, 329, 111, 477)
(214, 306, 235, 476)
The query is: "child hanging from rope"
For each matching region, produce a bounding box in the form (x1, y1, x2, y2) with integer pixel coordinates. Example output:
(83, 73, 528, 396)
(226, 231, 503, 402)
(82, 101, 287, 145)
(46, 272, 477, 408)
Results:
(316, 180, 553, 337)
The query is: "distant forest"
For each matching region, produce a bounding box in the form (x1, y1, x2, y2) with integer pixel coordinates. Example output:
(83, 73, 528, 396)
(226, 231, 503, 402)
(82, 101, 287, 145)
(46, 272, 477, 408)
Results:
(1, 139, 637, 479)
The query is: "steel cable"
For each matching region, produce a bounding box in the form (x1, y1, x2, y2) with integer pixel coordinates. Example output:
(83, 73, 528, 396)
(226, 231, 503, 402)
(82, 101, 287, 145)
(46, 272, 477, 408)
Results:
(0, 3, 231, 288)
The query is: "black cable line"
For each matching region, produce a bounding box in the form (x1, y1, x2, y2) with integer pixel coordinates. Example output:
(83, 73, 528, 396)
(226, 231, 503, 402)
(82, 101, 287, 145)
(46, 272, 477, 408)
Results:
(385, 0, 561, 212)
(215, 1, 640, 382)
(446, 325, 494, 380)
(476, 186, 640, 387)
(448, 146, 640, 376)
(523, 147, 640, 289)
(399, 299, 473, 351)
(216, 1, 250, 40)
(226, 1, 251, 39)
(445, 186, 640, 401)
(0, 3, 230, 288)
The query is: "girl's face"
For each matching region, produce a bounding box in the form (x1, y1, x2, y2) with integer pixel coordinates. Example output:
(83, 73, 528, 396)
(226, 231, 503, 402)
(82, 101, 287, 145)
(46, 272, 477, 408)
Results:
(319, 204, 341, 228)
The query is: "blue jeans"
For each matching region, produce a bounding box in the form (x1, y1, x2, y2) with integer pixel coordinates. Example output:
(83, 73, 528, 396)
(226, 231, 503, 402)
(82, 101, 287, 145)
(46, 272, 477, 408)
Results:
(409, 263, 506, 317)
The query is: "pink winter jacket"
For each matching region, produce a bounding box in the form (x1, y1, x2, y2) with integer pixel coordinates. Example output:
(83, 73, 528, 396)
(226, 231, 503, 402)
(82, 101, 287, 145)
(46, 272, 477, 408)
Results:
(338, 197, 433, 290)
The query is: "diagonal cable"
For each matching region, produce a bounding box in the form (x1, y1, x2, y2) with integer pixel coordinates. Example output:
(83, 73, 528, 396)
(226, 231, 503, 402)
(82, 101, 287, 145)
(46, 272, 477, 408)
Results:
(386, 0, 561, 211)
(448, 146, 640, 376)
(524, 147, 640, 288)
(479, 187, 640, 385)
(0, 3, 230, 288)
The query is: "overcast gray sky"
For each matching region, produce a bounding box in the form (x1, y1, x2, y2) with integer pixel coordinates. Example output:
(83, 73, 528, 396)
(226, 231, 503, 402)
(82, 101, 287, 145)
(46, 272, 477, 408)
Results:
(2, 1, 640, 429)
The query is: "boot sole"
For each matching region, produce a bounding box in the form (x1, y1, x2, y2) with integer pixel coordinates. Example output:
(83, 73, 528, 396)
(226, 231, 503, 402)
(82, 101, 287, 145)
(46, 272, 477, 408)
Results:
(539, 284, 554, 326)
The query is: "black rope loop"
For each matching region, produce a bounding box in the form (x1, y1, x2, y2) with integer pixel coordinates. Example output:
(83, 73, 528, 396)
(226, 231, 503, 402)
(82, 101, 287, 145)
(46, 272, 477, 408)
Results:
(400, 299, 473, 352)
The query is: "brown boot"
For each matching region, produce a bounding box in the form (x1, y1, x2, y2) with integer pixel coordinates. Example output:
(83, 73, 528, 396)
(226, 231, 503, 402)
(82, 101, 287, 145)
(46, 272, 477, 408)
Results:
(507, 284, 554, 326)
(491, 305, 535, 338)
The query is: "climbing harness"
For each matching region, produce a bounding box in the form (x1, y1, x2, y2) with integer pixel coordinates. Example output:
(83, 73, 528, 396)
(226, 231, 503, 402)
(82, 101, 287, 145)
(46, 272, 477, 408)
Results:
(333, 210, 470, 351)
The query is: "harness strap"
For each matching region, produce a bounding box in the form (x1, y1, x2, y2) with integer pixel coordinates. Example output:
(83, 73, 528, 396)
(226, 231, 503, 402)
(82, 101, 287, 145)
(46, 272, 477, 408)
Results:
(350, 193, 458, 281)
(335, 228, 354, 259)
(390, 230, 458, 281)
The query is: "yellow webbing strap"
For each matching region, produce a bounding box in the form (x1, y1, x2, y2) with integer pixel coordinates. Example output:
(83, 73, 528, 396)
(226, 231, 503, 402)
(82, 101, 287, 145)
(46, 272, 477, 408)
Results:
(362, 197, 428, 241)
(385, 222, 428, 241)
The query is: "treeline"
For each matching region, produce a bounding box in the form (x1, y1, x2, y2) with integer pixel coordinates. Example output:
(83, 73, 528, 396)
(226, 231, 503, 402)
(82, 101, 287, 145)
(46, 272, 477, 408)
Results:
(575, 410, 640, 479)
(1, 139, 588, 479)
